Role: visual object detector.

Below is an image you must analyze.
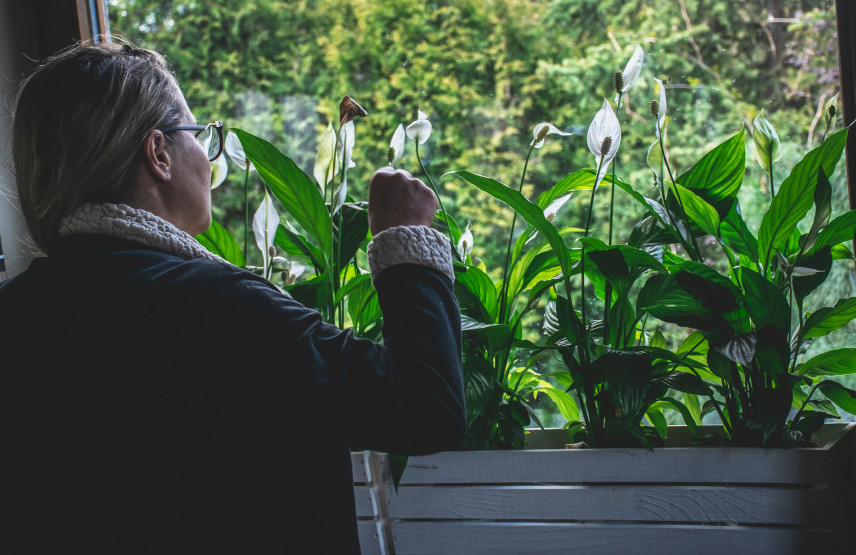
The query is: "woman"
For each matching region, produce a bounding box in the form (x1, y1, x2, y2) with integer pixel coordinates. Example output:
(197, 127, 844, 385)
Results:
(1, 42, 465, 553)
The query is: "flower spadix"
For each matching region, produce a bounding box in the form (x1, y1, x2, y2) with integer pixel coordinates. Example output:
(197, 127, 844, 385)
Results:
(615, 44, 644, 103)
(753, 110, 781, 173)
(587, 99, 621, 188)
(388, 123, 405, 167)
(406, 110, 432, 144)
(225, 131, 255, 172)
(530, 122, 571, 149)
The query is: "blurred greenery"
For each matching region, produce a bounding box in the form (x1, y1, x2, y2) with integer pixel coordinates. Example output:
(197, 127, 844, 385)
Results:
(109, 0, 854, 425)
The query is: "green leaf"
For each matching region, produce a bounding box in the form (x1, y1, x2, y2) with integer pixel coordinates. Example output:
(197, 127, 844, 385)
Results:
(817, 380, 856, 414)
(456, 265, 498, 323)
(335, 202, 369, 268)
(461, 316, 512, 355)
(654, 397, 698, 435)
(347, 277, 381, 335)
(797, 168, 832, 254)
(650, 329, 667, 350)
(286, 272, 330, 312)
(832, 243, 855, 260)
(757, 128, 847, 269)
(675, 128, 745, 216)
(801, 297, 856, 339)
(449, 171, 572, 282)
(684, 393, 702, 425)
(275, 223, 325, 271)
(535, 168, 597, 210)
(197, 218, 246, 267)
(720, 201, 759, 263)
(792, 247, 832, 308)
(813, 210, 856, 252)
(645, 408, 668, 438)
(389, 453, 408, 491)
(797, 348, 856, 376)
(537, 386, 580, 423)
(740, 268, 790, 333)
(654, 371, 710, 395)
(675, 184, 721, 237)
(234, 129, 332, 257)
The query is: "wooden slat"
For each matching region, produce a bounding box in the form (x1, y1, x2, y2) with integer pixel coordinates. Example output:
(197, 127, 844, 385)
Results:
(353, 485, 375, 518)
(351, 451, 369, 483)
(357, 519, 383, 555)
(390, 522, 842, 555)
(384, 484, 831, 525)
(395, 446, 831, 485)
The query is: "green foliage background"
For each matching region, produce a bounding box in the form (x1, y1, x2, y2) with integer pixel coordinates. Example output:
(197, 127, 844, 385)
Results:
(109, 0, 855, 423)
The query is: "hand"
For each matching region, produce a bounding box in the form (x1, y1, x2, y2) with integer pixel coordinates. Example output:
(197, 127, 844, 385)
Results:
(368, 168, 438, 236)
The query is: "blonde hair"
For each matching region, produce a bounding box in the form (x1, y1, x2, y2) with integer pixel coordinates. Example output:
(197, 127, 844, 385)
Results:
(12, 40, 186, 254)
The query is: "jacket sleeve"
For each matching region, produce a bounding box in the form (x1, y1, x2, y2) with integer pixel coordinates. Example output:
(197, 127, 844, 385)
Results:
(213, 226, 466, 455)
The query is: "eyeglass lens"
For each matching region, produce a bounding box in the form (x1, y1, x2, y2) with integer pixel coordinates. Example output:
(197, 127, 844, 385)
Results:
(196, 125, 221, 161)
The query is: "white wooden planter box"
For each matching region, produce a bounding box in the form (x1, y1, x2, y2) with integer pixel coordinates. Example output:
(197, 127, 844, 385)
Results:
(352, 423, 855, 554)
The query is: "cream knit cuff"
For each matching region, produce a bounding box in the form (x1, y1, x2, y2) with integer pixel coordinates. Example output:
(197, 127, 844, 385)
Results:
(366, 226, 453, 283)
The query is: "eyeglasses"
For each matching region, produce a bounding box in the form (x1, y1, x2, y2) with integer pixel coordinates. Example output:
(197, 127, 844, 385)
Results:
(161, 121, 224, 162)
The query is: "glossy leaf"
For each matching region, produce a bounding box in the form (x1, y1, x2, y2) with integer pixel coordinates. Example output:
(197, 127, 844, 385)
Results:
(197, 218, 245, 267)
(797, 348, 856, 376)
(450, 171, 572, 280)
(720, 201, 759, 263)
(234, 129, 332, 256)
(456, 265, 498, 322)
(801, 297, 856, 339)
(812, 210, 856, 253)
(740, 268, 790, 333)
(817, 380, 856, 413)
(798, 168, 832, 254)
(674, 184, 720, 237)
(757, 128, 847, 268)
(675, 128, 745, 216)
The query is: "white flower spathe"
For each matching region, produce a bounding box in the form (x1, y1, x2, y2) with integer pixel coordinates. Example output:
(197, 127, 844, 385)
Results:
(587, 99, 622, 189)
(530, 122, 571, 149)
(332, 121, 355, 215)
(620, 44, 644, 95)
(225, 131, 255, 172)
(654, 78, 667, 139)
(253, 188, 279, 279)
(457, 224, 473, 260)
(210, 154, 228, 189)
(406, 109, 432, 144)
(389, 123, 405, 167)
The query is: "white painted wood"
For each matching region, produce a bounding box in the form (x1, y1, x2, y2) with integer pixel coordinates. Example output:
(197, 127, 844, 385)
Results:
(351, 451, 369, 483)
(390, 522, 841, 555)
(356, 519, 383, 555)
(352, 424, 854, 554)
(393, 447, 827, 485)
(352, 485, 374, 518)
(384, 484, 832, 525)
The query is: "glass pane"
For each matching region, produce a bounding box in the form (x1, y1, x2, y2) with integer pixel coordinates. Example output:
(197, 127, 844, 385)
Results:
(109, 0, 854, 424)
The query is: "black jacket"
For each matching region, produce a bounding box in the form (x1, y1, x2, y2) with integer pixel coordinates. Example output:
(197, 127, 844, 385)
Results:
(0, 234, 465, 554)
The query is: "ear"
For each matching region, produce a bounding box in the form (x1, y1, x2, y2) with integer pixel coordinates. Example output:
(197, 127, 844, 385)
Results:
(141, 129, 172, 182)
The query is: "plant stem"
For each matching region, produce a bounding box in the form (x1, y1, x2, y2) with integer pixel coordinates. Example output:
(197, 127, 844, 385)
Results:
(499, 144, 535, 324)
(768, 164, 775, 201)
(656, 120, 701, 260)
(243, 165, 250, 263)
(580, 157, 606, 347)
(415, 144, 454, 248)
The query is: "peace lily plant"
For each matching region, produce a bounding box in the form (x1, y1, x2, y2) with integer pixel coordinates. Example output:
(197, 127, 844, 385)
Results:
(198, 42, 856, 453)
